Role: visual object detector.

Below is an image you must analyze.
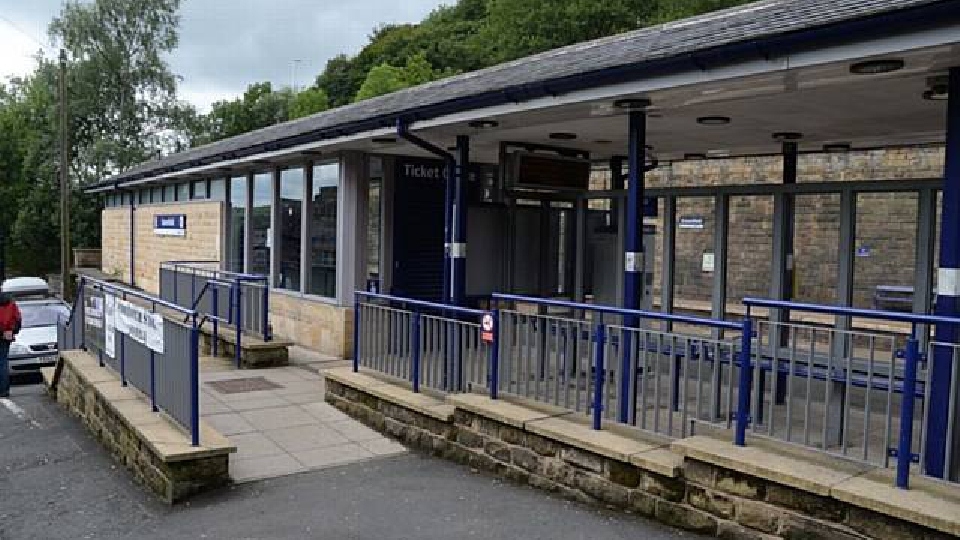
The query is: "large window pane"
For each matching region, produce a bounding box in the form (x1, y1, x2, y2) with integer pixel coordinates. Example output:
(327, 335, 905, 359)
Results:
(210, 178, 226, 201)
(308, 162, 338, 297)
(227, 177, 247, 273)
(191, 179, 209, 200)
(277, 168, 304, 290)
(177, 182, 190, 201)
(150, 186, 161, 203)
(366, 157, 382, 287)
(163, 184, 176, 202)
(250, 173, 273, 276)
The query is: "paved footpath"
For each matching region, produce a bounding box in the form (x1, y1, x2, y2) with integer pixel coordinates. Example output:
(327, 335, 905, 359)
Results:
(0, 381, 705, 540)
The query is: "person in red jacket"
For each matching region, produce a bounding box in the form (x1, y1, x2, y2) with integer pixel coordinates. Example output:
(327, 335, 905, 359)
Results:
(0, 292, 22, 397)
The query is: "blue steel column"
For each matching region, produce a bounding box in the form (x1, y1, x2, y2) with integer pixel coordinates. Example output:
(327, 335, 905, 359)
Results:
(443, 157, 454, 304)
(619, 110, 646, 423)
(452, 135, 469, 306)
(927, 66, 960, 480)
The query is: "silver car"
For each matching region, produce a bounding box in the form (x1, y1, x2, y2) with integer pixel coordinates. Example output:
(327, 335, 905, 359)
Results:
(2, 278, 71, 374)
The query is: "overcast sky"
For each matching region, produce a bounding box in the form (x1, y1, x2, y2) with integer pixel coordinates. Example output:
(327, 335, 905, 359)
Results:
(0, 0, 444, 111)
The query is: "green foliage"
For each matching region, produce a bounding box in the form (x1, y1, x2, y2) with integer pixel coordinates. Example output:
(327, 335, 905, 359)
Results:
(290, 87, 330, 119)
(353, 53, 451, 102)
(193, 82, 330, 144)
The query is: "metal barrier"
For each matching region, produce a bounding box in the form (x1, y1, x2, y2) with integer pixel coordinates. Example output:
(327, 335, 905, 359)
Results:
(491, 294, 747, 437)
(741, 297, 960, 489)
(58, 276, 202, 446)
(354, 291, 490, 393)
(159, 261, 271, 345)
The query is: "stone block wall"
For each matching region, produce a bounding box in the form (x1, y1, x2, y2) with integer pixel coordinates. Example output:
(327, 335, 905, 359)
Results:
(325, 377, 953, 540)
(269, 291, 353, 358)
(134, 202, 223, 294)
(52, 357, 230, 503)
(102, 208, 130, 280)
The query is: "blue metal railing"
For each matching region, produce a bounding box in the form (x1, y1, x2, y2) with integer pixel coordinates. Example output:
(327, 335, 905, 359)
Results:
(159, 261, 271, 344)
(742, 297, 960, 489)
(354, 291, 487, 394)
(59, 276, 202, 446)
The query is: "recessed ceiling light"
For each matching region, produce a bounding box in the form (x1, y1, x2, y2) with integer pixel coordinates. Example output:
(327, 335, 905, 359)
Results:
(549, 132, 577, 140)
(684, 153, 707, 160)
(823, 143, 851, 153)
(772, 132, 803, 142)
(849, 58, 904, 75)
(594, 139, 612, 145)
(468, 119, 499, 129)
(697, 116, 731, 125)
(613, 98, 652, 110)
(371, 137, 397, 144)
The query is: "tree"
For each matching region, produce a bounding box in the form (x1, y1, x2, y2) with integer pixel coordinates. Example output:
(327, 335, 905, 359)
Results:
(315, 54, 356, 108)
(289, 87, 330, 119)
(354, 53, 449, 102)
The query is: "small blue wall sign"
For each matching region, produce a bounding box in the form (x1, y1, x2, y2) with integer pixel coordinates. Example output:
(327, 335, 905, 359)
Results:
(154, 214, 187, 237)
(856, 246, 871, 257)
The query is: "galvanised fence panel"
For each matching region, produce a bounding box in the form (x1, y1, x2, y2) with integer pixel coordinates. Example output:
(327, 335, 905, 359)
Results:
(159, 261, 271, 342)
(59, 277, 202, 446)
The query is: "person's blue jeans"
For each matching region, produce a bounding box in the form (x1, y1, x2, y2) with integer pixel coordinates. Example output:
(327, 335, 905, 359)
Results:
(0, 340, 9, 397)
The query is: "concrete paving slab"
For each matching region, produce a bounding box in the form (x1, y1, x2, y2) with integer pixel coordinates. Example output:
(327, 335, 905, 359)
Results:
(260, 368, 312, 384)
(299, 402, 352, 422)
(230, 453, 306, 482)
(228, 432, 287, 460)
(204, 412, 257, 436)
(292, 443, 374, 469)
(357, 438, 408, 456)
(200, 397, 232, 415)
(272, 379, 323, 396)
(241, 405, 316, 430)
(264, 424, 350, 453)
(327, 419, 386, 443)
(282, 391, 325, 405)
(225, 396, 290, 412)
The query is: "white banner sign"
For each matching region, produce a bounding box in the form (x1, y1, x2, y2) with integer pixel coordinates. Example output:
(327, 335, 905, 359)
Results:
(104, 294, 116, 358)
(116, 300, 165, 354)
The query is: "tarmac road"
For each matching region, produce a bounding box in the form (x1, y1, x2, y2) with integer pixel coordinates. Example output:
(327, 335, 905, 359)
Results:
(0, 383, 702, 540)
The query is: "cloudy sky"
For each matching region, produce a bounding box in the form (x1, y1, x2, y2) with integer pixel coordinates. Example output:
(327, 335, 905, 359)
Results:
(0, 0, 444, 111)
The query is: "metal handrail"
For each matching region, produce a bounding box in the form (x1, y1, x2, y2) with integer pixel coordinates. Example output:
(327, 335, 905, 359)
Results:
(161, 261, 268, 283)
(356, 291, 486, 316)
(493, 293, 743, 331)
(87, 276, 197, 317)
(743, 297, 960, 328)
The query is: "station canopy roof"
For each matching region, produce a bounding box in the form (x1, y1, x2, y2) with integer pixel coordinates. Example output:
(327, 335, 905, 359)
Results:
(89, 0, 960, 192)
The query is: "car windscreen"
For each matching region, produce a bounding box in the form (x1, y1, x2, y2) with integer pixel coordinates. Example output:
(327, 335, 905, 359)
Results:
(20, 303, 71, 328)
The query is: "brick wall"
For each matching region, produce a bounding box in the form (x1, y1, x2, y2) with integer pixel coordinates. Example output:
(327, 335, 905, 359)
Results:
(637, 147, 944, 307)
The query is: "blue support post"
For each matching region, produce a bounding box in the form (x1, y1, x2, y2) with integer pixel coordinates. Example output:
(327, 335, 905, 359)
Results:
(149, 350, 158, 412)
(211, 285, 219, 357)
(261, 278, 270, 341)
(593, 319, 606, 430)
(489, 310, 500, 400)
(735, 317, 754, 446)
(190, 313, 200, 447)
(897, 333, 920, 489)
(119, 332, 126, 386)
(620, 110, 646, 423)
(411, 312, 422, 393)
(234, 282, 242, 369)
(353, 294, 361, 373)
(452, 135, 469, 307)
(442, 157, 454, 304)
(927, 66, 960, 480)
